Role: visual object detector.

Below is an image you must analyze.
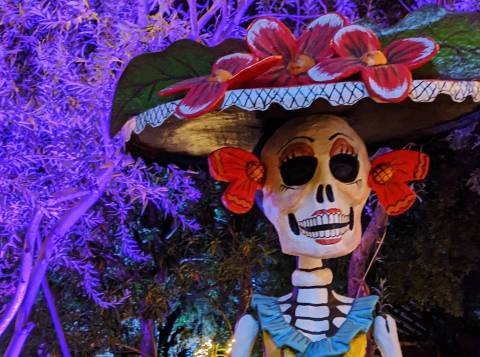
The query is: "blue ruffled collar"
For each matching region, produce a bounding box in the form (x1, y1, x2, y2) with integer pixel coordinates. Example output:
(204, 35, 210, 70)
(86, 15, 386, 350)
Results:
(252, 293, 378, 357)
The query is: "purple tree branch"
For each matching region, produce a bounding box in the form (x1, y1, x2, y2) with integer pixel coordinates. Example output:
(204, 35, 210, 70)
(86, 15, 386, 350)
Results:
(348, 204, 388, 298)
(211, 1, 230, 44)
(0, 209, 43, 336)
(295, 0, 301, 36)
(188, 0, 200, 41)
(3, 322, 35, 357)
(208, 0, 255, 45)
(47, 190, 90, 206)
(233, 0, 253, 26)
(42, 277, 71, 357)
(232, 0, 255, 28)
(137, 0, 149, 29)
(5, 163, 117, 355)
(198, 0, 222, 30)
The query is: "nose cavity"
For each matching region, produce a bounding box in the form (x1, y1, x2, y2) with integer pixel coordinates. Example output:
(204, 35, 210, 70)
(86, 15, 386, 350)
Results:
(317, 184, 335, 203)
(316, 184, 324, 203)
(326, 185, 335, 202)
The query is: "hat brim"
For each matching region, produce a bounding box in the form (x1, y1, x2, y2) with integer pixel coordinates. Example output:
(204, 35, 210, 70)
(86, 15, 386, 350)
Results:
(128, 80, 479, 162)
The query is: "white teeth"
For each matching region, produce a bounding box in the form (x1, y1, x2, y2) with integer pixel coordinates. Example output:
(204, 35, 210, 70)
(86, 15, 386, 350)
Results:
(297, 210, 352, 239)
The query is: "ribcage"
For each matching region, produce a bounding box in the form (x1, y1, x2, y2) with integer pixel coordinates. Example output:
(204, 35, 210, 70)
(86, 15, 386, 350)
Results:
(278, 288, 353, 341)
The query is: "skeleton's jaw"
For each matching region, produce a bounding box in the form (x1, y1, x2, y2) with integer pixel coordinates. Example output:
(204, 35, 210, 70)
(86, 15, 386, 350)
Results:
(301, 207, 353, 245)
(278, 207, 362, 259)
(289, 207, 354, 246)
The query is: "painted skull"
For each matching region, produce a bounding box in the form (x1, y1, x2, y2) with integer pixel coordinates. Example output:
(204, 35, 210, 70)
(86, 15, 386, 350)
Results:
(260, 115, 371, 259)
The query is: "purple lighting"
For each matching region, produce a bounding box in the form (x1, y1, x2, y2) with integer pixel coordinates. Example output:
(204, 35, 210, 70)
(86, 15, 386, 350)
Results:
(0, 0, 477, 355)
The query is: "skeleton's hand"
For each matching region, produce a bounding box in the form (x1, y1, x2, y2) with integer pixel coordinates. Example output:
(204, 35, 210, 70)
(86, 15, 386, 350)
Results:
(373, 314, 402, 357)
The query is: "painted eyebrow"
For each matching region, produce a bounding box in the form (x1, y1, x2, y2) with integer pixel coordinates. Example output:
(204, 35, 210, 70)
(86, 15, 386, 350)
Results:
(328, 132, 354, 141)
(277, 136, 314, 153)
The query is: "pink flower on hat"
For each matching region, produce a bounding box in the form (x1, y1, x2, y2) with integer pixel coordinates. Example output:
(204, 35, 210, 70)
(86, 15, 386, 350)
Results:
(246, 13, 349, 86)
(308, 24, 439, 102)
(159, 53, 281, 118)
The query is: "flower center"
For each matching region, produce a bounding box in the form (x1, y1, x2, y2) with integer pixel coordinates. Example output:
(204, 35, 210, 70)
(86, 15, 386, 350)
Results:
(287, 54, 315, 76)
(246, 161, 265, 183)
(210, 69, 233, 82)
(372, 164, 394, 184)
(360, 50, 388, 67)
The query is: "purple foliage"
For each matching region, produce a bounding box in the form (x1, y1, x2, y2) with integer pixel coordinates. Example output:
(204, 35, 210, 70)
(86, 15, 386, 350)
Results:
(412, 0, 480, 11)
(446, 122, 480, 151)
(0, 0, 202, 317)
(335, 0, 359, 21)
(446, 122, 480, 196)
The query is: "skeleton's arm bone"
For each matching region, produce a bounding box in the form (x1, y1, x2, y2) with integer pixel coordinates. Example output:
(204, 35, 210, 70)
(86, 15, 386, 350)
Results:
(231, 314, 259, 357)
(373, 314, 403, 357)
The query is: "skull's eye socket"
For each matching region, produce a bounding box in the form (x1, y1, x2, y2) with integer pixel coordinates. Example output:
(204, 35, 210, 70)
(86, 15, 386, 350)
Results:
(279, 143, 317, 186)
(329, 154, 359, 183)
(280, 157, 318, 186)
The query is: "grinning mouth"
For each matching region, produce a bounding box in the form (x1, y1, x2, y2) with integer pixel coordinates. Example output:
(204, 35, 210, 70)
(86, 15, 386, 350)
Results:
(288, 208, 354, 245)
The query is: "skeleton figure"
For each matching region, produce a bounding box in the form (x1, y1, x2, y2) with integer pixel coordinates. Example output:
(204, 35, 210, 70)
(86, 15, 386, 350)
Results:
(230, 115, 402, 356)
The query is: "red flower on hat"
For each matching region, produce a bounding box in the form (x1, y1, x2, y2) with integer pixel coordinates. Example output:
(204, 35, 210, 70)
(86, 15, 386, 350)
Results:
(208, 147, 265, 214)
(368, 150, 430, 216)
(158, 53, 281, 119)
(308, 25, 439, 102)
(246, 13, 348, 86)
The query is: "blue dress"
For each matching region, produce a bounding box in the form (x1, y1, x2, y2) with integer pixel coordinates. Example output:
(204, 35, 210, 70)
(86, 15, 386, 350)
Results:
(252, 294, 378, 356)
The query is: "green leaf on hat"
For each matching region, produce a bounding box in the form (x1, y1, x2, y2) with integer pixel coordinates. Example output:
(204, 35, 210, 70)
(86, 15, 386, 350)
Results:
(110, 39, 247, 136)
(377, 6, 480, 80)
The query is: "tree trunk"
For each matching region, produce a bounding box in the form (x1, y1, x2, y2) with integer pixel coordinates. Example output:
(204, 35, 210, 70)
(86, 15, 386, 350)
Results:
(236, 266, 253, 323)
(140, 319, 157, 357)
(0, 210, 42, 336)
(42, 278, 71, 357)
(5, 164, 116, 355)
(157, 309, 180, 356)
(347, 205, 388, 298)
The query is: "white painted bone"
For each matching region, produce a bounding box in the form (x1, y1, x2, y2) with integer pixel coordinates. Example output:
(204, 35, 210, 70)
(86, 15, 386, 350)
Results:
(231, 314, 259, 357)
(374, 314, 403, 357)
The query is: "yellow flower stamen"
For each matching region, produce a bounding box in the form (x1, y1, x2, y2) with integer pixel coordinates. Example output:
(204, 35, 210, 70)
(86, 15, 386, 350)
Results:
(287, 54, 315, 76)
(360, 50, 388, 66)
(209, 69, 233, 82)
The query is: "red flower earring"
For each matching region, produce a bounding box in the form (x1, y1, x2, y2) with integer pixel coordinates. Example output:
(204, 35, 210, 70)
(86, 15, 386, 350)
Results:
(208, 147, 265, 214)
(368, 150, 430, 215)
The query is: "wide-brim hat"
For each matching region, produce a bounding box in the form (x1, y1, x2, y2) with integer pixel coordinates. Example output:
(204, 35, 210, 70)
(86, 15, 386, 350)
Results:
(110, 7, 480, 162)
